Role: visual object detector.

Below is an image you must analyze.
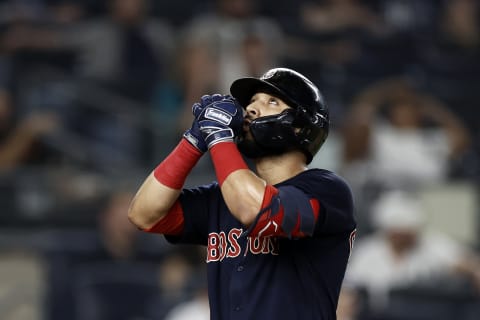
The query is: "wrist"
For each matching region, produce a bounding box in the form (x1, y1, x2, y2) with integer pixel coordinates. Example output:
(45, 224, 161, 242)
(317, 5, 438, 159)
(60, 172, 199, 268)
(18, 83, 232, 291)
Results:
(153, 138, 202, 189)
(183, 130, 206, 153)
(183, 120, 208, 153)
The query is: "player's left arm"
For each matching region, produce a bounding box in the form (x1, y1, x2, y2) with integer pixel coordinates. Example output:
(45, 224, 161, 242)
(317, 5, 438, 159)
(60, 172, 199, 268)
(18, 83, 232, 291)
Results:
(209, 141, 327, 238)
(202, 143, 320, 237)
(194, 95, 267, 226)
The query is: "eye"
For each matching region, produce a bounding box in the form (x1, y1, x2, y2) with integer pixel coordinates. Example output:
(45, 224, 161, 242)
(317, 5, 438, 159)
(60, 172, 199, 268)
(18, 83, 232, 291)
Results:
(268, 97, 279, 105)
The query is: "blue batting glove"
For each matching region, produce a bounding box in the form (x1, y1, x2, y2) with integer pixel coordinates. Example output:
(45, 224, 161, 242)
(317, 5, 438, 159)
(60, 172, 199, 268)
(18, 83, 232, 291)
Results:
(183, 94, 225, 152)
(183, 121, 207, 153)
(196, 95, 244, 149)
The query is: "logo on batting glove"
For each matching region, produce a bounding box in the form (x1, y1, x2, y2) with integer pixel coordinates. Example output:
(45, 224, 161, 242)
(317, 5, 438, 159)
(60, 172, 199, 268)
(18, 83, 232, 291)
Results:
(205, 107, 232, 125)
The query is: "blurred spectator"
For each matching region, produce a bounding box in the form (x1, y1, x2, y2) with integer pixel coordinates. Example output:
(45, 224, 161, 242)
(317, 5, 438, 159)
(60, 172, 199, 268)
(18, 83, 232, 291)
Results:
(341, 77, 471, 191)
(48, 0, 86, 25)
(374, 0, 439, 36)
(176, 0, 285, 132)
(164, 287, 209, 320)
(43, 189, 165, 320)
(1, 0, 176, 171)
(300, 0, 383, 35)
(154, 247, 208, 320)
(415, 0, 480, 138)
(0, 0, 84, 76)
(278, 0, 390, 124)
(0, 87, 60, 172)
(297, 0, 385, 73)
(0, 250, 45, 320)
(43, 187, 206, 320)
(437, 0, 479, 50)
(96, 189, 141, 260)
(343, 190, 480, 316)
(2, 0, 175, 101)
(0, 1, 181, 223)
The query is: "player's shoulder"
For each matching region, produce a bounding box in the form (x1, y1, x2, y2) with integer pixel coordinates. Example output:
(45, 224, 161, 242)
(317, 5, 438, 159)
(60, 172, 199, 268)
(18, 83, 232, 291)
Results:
(308, 168, 348, 181)
(277, 169, 353, 201)
(293, 168, 351, 189)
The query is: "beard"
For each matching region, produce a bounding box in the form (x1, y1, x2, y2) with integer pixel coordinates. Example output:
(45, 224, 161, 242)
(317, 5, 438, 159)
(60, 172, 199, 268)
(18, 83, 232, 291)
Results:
(236, 133, 290, 159)
(236, 137, 266, 159)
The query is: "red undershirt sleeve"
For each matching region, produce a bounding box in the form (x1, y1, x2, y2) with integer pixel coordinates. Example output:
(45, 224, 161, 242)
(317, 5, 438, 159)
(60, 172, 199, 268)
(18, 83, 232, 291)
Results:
(209, 142, 249, 185)
(144, 200, 184, 235)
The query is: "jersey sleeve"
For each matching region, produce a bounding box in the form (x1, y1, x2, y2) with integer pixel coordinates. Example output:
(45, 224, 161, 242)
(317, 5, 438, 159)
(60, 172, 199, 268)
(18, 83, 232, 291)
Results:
(306, 170, 356, 235)
(246, 185, 320, 238)
(246, 169, 356, 238)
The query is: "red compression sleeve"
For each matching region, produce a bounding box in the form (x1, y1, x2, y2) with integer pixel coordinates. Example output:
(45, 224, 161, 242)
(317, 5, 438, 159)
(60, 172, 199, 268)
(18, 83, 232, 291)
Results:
(209, 142, 249, 185)
(154, 138, 202, 189)
(144, 201, 184, 235)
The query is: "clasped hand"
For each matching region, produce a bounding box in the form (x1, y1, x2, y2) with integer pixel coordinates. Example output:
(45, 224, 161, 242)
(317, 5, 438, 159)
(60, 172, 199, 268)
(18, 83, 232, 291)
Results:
(184, 94, 244, 152)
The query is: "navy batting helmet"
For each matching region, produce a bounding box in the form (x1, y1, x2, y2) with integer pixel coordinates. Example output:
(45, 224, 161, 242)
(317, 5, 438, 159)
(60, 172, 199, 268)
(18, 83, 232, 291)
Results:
(230, 67, 329, 164)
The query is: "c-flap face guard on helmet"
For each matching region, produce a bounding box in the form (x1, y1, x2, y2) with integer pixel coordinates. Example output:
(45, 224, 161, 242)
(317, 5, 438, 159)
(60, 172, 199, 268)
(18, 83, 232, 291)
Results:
(291, 105, 329, 157)
(247, 109, 297, 150)
(231, 67, 330, 163)
(247, 105, 328, 151)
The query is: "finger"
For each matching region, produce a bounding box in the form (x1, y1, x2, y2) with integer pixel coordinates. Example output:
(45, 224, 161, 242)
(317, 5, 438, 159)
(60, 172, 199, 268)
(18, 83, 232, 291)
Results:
(214, 100, 240, 116)
(200, 94, 224, 107)
(200, 95, 212, 106)
(211, 94, 223, 102)
(192, 102, 203, 117)
(223, 95, 241, 109)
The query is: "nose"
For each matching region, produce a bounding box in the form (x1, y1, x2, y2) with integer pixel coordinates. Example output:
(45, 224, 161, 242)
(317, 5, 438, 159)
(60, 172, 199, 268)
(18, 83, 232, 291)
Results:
(245, 103, 259, 119)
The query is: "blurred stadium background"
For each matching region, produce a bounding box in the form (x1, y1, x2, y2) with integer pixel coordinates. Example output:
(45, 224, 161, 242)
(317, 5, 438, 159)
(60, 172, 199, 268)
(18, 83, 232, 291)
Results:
(0, 0, 479, 319)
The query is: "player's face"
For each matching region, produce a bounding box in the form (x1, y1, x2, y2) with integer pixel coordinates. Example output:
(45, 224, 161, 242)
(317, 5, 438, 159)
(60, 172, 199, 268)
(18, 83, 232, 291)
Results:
(243, 92, 290, 138)
(246, 92, 290, 116)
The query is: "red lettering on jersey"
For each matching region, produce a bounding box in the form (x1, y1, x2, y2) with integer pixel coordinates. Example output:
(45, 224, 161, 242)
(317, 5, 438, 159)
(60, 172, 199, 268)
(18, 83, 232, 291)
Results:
(208, 229, 282, 262)
(218, 231, 227, 261)
(206, 232, 228, 262)
(247, 236, 265, 255)
(207, 232, 221, 262)
(227, 228, 242, 258)
(263, 237, 280, 255)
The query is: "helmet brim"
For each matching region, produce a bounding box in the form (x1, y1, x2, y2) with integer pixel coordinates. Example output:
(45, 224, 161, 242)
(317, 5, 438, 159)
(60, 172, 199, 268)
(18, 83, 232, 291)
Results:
(230, 78, 296, 109)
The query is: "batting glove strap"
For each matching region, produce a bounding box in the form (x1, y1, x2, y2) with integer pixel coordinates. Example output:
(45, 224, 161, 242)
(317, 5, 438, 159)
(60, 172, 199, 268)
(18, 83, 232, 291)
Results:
(199, 121, 235, 148)
(183, 122, 207, 153)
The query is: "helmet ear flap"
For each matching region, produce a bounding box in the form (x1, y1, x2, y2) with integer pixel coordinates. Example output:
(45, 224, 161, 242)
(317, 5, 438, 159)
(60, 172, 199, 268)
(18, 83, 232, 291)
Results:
(291, 106, 318, 136)
(290, 106, 329, 161)
(291, 106, 309, 127)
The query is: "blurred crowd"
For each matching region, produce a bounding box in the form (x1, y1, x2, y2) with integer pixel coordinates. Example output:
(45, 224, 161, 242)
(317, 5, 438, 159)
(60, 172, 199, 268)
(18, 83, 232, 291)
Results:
(0, 0, 479, 319)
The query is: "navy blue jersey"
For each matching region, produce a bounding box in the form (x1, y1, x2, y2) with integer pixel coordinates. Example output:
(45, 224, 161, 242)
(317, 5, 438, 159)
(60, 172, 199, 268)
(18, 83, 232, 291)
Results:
(166, 168, 356, 320)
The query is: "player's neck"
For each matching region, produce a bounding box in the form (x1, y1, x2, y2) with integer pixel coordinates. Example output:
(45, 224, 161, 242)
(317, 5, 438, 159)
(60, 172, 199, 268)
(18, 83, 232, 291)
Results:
(255, 151, 308, 185)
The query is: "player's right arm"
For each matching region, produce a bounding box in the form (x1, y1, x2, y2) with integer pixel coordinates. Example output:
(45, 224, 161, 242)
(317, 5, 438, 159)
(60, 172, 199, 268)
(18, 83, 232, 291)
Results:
(128, 96, 218, 233)
(128, 171, 181, 230)
(128, 136, 202, 234)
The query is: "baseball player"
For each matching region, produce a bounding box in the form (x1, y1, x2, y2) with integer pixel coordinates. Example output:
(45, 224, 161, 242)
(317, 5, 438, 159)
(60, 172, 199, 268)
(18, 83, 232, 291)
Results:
(128, 68, 356, 319)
